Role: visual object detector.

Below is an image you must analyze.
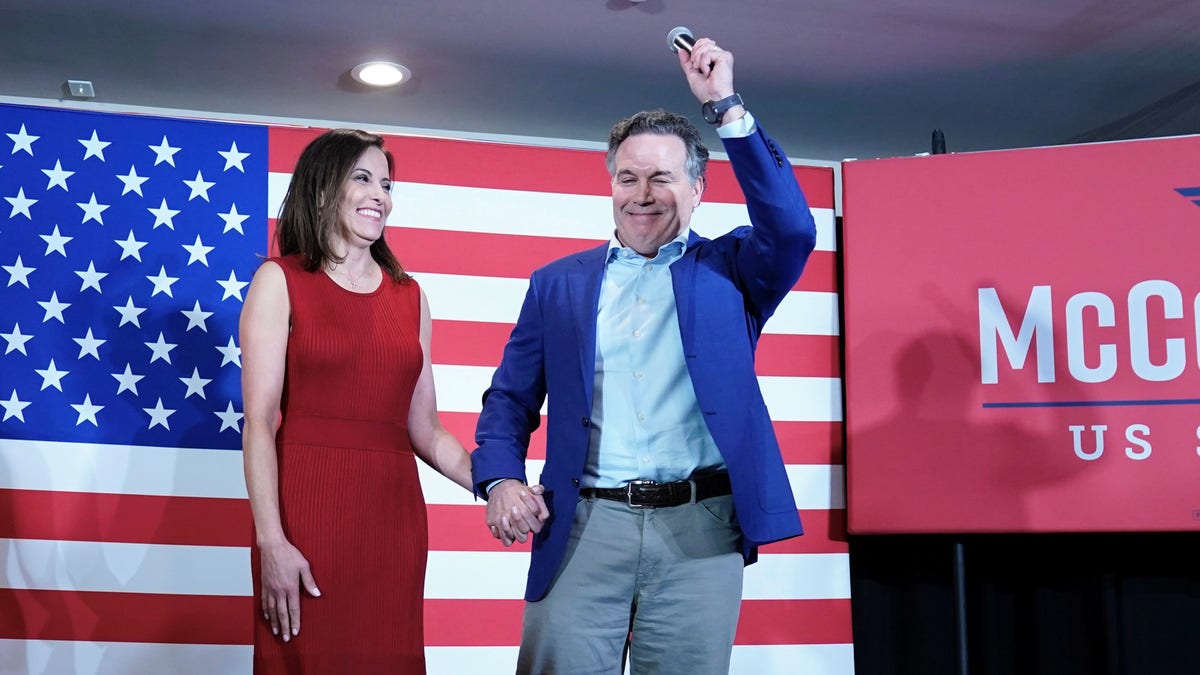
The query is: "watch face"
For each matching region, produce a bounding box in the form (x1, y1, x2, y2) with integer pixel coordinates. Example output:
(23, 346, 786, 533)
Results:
(701, 101, 718, 124)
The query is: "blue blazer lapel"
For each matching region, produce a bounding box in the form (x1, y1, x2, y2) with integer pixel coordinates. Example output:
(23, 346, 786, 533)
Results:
(671, 230, 705, 358)
(566, 244, 608, 407)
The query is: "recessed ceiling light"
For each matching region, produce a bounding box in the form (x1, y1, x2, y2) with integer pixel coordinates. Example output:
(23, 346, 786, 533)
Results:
(350, 61, 412, 87)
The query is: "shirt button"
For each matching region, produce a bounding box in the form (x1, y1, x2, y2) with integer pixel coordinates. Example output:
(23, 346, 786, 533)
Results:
(645, 264, 653, 271)
(633, 371, 642, 378)
(642, 456, 650, 463)
(633, 330, 642, 338)
(637, 413, 645, 421)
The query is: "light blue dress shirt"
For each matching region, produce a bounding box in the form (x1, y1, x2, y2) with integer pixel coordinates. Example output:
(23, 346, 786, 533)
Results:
(582, 112, 758, 489)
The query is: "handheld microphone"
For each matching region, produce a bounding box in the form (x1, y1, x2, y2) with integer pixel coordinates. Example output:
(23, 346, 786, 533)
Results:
(668, 26, 695, 53)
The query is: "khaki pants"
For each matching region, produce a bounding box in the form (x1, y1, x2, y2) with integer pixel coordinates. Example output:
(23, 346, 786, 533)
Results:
(517, 494, 744, 675)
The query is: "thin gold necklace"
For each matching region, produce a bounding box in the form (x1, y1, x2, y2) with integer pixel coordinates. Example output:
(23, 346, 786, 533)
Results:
(329, 262, 368, 289)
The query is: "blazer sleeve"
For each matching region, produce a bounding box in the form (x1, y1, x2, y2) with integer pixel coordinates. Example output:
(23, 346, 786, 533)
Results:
(470, 274, 547, 498)
(723, 124, 818, 323)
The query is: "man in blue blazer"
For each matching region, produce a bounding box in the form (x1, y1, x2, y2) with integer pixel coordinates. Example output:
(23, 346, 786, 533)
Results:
(472, 35, 817, 674)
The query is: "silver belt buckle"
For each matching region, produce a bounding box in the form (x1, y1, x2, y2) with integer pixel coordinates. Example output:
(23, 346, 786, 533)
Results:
(626, 479, 658, 508)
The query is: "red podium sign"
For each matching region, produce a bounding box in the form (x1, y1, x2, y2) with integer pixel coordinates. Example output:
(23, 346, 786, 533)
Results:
(843, 135, 1200, 533)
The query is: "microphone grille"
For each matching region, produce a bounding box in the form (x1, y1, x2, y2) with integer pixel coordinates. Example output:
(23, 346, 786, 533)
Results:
(667, 26, 694, 53)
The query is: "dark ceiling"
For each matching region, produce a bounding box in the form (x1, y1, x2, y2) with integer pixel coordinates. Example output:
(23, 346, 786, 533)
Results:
(3, 0, 1200, 163)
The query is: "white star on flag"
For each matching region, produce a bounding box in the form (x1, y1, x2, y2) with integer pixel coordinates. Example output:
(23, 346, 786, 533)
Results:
(43, 159, 75, 190)
(73, 327, 106, 360)
(7, 123, 39, 155)
(184, 170, 215, 201)
(143, 397, 176, 430)
(148, 198, 181, 229)
(75, 261, 107, 292)
(145, 332, 177, 364)
(219, 141, 251, 172)
(4, 256, 35, 287)
(36, 358, 69, 391)
(146, 265, 180, 297)
(6, 187, 37, 219)
(219, 203, 249, 234)
(181, 301, 214, 332)
(112, 363, 144, 395)
(38, 291, 70, 323)
(114, 231, 148, 261)
(79, 130, 111, 161)
(217, 270, 248, 301)
(180, 367, 212, 399)
(77, 192, 110, 224)
(113, 296, 147, 327)
(116, 165, 150, 195)
(41, 225, 73, 256)
(1, 389, 31, 422)
(148, 135, 180, 165)
(214, 401, 244, 432)
(71, 393, 103, 426)
(216, 336, 241, 367)
(182, 235, 215, 266)
(2, 323, 34, 355)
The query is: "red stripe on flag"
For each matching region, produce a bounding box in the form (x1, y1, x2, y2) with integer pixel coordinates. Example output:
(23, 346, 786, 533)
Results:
(0, 589, 252, 645)
(424, 598, 852, 646)
(388, 228, 601, 282)
(268, 128, 835, 208)
(735, 599, 854, 645)
(775, 421, 844, 465)
(796, 250, 837, 292)
(393, 227, 837, 295)
(427, 505, 531, 553)
(432, 320, 839, 378)
(444, 412, 549, 461)
(755, 334, 841, 378)
(430, 320, 514, 367)
(0, 489, 250, 547)
(427, 505, 846, 554)
(762, 510, 849, 554)
(424, 599, 525, 646)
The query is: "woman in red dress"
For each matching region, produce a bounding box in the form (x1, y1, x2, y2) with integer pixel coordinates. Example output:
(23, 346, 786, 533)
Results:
(239, 129, 546, 673)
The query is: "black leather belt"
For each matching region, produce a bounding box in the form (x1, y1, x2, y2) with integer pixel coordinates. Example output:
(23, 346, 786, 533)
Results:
(579, 473, 731, 508)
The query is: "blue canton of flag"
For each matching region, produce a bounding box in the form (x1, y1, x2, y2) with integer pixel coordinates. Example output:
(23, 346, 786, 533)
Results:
(0, 104, 266, 450)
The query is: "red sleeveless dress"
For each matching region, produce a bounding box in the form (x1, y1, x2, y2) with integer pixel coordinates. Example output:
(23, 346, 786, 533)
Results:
(252, 254, 428, 674)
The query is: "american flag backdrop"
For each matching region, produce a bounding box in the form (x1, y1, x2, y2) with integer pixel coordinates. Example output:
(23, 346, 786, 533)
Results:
(2, 102, 850, 674)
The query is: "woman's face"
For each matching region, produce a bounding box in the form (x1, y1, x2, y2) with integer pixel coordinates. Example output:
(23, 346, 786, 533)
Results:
(335, 145, 393, 246)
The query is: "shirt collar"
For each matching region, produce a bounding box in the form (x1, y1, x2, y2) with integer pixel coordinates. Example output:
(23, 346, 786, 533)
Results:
(607, 228, 690, 263)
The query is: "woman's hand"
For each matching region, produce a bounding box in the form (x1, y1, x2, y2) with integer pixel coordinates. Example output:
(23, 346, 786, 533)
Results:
(258, 539, 321, 642)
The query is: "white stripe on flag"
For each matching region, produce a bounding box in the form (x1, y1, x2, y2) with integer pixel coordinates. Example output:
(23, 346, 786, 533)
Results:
(763, 290, 840, 337)
(0, 538, 251, 596)
(759, 375, 844, 422)
(743, 553, 852, 600)
(0, 439, 247, 499)
(268, 173, 838, 252)
(432, 364, 842, 423)
(0, 640, 253, 675)
(415, 271, 837, 335)
(788, 464, 846, 511)
(425, 644, 855, 675)
(730, 643, 856, 675)
(423, 551, 850, 600)
(3, 440, 842, 511)
(414, 272, 838, 336)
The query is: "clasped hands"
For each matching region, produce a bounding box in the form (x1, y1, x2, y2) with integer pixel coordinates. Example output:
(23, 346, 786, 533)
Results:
(486, 479, 550, 546)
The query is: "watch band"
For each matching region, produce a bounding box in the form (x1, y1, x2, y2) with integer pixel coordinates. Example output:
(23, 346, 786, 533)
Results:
(702, 93, 744, 125)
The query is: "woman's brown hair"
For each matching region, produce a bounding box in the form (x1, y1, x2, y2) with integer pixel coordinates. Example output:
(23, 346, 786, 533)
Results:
(274, 128, 408, 282)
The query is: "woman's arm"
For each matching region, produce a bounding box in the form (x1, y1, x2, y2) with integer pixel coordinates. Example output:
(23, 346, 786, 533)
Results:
(241, 260, 319, 642)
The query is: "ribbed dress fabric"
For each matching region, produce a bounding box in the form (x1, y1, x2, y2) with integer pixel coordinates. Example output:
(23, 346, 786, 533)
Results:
(251, 254, 428, 674)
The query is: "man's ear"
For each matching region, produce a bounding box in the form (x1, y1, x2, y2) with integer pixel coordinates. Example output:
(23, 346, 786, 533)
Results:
(692, 175, 706, 207)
